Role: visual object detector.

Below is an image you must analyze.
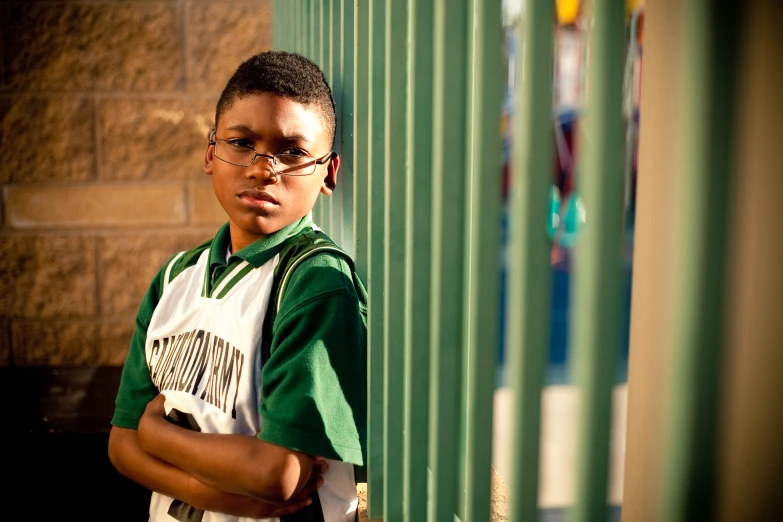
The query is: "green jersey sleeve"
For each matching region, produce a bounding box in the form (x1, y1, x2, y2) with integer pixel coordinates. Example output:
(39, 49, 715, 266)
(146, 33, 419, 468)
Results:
(258, 252, 367, 465)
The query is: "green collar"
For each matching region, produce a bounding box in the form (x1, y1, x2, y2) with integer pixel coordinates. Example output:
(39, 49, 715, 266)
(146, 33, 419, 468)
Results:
(209, 213, 316, 271)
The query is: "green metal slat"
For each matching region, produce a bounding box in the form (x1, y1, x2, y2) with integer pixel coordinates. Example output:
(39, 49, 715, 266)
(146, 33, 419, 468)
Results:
(354, 0, 369, 281)
(272, 0, 280, 49)
(324, 0, 332, 83)
(507, 0, 554, 520)
(457, 0, 476, 513)
(340, 0, 355, 257)
(382, 0, 408, 519)
(323, 0, 333, 236)
(296, 0, 307, 55)
(429, 1, 470, 521)
(292, 0, 298, 53)
(366, 0, 387, 517)
(463, 0, 503, 520)
(276, 0, 288, 51)
(568, 1, 626, 521)
(284, 0, 291, 52)
(315, 0, 326, 66)
(659, 2, 740, 521)
(330, 0, 343, 248)
(289, 0, 295, 52)
(315, 0, 326, 231)
(304, 0, 318, 60)
(402, 0, 434, 520)
(294, 0, 304, 54)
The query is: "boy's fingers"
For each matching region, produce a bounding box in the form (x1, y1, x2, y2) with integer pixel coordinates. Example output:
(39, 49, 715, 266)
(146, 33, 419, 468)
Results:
(310, 458, 328, 475)
(272, 497, 313, 517)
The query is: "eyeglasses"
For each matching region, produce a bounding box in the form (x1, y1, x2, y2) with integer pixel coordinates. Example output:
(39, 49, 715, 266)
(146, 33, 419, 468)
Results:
(209, 130, 333, 176)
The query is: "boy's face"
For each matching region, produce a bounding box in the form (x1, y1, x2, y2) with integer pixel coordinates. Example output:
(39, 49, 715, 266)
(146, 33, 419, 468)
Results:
(204, 92, 338, 251)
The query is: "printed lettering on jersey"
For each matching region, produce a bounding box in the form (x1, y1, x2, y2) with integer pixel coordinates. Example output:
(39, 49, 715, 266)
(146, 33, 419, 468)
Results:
(148, 329, 246, 419)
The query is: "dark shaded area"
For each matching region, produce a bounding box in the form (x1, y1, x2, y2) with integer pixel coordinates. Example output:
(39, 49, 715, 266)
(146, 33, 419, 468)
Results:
(1, 366, 151, 520)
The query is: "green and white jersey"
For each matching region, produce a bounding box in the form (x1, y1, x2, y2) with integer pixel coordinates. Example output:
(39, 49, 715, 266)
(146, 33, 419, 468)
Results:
(112, 214, 368, 522)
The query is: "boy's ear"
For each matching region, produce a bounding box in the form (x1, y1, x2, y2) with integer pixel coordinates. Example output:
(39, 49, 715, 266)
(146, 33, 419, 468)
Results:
(204, 129, 216, 176)
(320, 153, 340, 195)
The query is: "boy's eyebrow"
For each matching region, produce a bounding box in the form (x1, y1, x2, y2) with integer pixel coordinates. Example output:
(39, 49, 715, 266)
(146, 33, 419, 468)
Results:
(225, 125, 313, 144)
(277, 134, 313, 144)
(225, 125, 256, 134)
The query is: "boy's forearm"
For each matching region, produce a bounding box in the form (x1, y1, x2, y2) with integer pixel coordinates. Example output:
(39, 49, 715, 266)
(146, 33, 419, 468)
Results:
(109, 426, 195, 500)
(109, 426, 297, 517)
(138, 399, 313, 503)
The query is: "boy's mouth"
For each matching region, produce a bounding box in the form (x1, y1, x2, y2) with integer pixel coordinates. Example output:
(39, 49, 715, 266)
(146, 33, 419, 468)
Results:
(238, 189, 278, 207)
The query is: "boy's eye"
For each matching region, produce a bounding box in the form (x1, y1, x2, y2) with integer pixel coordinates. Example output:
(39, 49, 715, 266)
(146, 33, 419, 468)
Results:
(279, 148, 309, 157)
(227, 139, 254, 150)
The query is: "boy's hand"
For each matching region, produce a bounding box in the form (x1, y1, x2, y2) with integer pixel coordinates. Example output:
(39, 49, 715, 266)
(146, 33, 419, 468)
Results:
(144, 392, 167, 418)
(256, 460, 326, 518)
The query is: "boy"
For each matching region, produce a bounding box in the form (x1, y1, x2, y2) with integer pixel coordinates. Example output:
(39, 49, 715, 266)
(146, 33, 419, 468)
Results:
(108, 51, 367, 522)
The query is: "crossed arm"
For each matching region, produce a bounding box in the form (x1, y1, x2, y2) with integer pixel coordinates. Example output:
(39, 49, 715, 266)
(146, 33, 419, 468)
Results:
(108, 394, 325, 518)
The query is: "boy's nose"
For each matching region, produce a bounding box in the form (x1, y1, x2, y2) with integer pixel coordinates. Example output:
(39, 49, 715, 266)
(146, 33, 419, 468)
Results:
(245, 155, 279, 182)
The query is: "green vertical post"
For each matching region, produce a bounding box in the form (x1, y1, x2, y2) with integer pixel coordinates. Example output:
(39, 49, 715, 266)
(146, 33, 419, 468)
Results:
(568, 1, 625, 522)
(272, 1, 279, 49)
(429, 1, 469, 521)
(323, 0, 332, 84)
(292, 0, 298, 53)
(302, 0, 310, 59)
(340, 0, 355, 257)
(507, 0, 554, 521)
(280, 0, 291, 51)
(330, 0, 343, 248)
(316, 0, 323, 96)
(382, 0, 408, 519)
(659, 2, 740, 521)
(402, 0, 433, 521)
(307, 0, 320, 61)
(366, 0, 387, 517)
(456, 0, 476, 514)
(463, 0, 503, 520)
(289, 0, 295, 52)
(314, 0, 325, 230)
(299, 0, 306, 55)
(323, 0, 334, 236)
(354, 0, 369, 281)
(274, 0, 286, 51)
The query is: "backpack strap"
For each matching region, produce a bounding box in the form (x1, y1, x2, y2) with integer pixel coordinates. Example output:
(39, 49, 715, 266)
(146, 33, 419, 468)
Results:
(260, 229, 353, 364)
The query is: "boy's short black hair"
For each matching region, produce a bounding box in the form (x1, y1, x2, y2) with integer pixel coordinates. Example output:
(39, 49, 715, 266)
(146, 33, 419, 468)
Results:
(215, 51, 337, 148)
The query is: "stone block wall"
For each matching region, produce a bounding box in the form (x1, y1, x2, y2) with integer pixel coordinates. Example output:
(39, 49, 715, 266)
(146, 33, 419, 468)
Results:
(0, 1, 273, 368)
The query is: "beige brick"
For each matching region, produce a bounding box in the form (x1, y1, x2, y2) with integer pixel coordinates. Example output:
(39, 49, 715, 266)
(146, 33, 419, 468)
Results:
(0, 96, 95, 183)
(5, 184, 187, 229)
(98, 97, 216, 181)
(99, 231, 214, 316)
(11, 320, 133, 366)
(2, 3, 181, 91)
(0, 319, 10, 366)
(0, 236, 97, 318)
(99, 321, 137, 366)
(192, 182, 227, 226)
(186, 1, 273, 92)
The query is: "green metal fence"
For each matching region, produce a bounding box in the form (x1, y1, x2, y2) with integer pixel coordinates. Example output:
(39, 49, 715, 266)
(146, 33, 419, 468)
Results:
(272, 1, 628, 521)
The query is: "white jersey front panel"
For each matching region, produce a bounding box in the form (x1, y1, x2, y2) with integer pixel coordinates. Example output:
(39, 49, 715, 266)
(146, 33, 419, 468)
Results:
(146, 249, 278, 522)
(142, 248, 359, 522)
